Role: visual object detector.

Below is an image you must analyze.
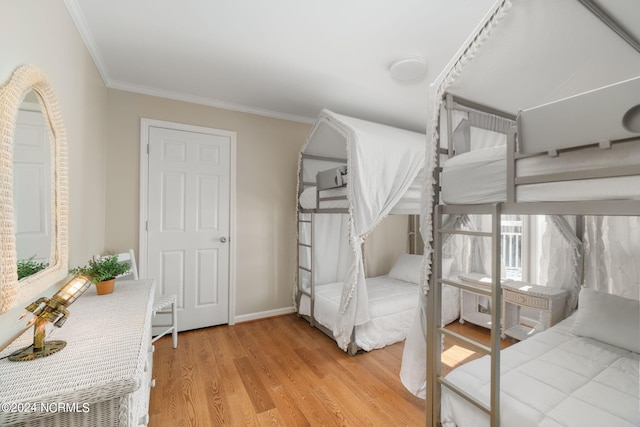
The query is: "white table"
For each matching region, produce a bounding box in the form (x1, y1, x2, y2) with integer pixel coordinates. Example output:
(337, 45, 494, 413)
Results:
(0, 279, 155, 427)
(502, 281, 568, 341)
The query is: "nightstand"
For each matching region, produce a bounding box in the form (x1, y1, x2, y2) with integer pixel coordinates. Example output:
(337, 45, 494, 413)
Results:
(502, 282, 568, 341)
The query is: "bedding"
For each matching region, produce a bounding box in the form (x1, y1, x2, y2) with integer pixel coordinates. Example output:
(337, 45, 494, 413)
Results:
(441, 314, 640, 427)
(298, 276, 459, 351)
(441, 141, 640, 204)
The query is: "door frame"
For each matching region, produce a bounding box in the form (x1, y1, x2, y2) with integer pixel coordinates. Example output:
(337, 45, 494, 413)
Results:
(139, 118, 237, 325)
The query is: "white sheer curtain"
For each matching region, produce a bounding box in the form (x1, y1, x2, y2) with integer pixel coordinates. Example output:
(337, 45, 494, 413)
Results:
(583, 216, 640, 301)
(536, 215, 639, 311)
(400, 214, 484, 398)
(537, 216, 583, 315)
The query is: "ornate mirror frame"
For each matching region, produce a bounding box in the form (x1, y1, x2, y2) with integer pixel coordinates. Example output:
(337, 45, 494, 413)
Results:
(0, 65, 68, 313)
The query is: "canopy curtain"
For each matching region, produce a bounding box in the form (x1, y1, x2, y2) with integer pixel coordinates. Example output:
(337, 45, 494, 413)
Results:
(534, 216, 640, 312)
(296, 109, 426, 351)
(420, 0, 513, 294)
(334, 116, 425, 350)
(400, 214, 484, 398)
(583, 216, 640, 301)
(537, 215, 583, 316)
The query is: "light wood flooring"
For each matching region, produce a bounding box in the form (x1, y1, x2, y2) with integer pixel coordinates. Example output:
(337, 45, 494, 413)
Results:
(149, 314, 507, 426)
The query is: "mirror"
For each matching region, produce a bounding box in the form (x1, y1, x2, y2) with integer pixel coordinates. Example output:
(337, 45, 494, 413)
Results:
(15, 92, 53, 280)
(0, 65, 68, 313)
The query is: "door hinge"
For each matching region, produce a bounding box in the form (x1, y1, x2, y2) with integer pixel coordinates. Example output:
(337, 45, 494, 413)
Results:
(146, 221, 149, 231)
(147, 144, 150, 155)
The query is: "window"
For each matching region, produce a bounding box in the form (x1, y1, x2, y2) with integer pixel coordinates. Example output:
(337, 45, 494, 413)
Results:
(501, 215, 525, 280)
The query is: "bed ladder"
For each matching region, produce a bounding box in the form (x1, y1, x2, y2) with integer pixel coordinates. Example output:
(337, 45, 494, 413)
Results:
(427, 203, 503, 427)
(297, 212, 316, 327)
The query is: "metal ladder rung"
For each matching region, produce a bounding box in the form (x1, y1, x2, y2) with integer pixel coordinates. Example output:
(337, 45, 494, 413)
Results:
(437, 228, 492, 237)
(439, 327, 492, 355)
(439, 278, 493, 297)
(439, 377, 491, 415)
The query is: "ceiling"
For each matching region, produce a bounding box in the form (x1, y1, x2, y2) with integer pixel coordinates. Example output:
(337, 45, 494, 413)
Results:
(63, 0, 498, 133)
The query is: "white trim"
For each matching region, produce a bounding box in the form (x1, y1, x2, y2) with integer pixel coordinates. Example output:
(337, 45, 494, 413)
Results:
(63, 0, 112, 86)
(110, 81, 315, 125)
(65, 0, 314, 126)
(234, 306, 296, 324)
(139, 118, 237, 326)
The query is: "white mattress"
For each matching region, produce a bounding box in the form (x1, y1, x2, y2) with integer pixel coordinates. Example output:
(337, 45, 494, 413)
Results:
(441, 142, 640, 204)
(299, 276, 458, 351)
(441, 314, 640, 427)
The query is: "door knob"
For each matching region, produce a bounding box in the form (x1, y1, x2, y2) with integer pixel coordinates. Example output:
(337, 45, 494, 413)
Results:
(220, 237, 227, 243)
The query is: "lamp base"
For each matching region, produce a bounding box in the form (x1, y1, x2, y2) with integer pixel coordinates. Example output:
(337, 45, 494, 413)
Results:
(8, 341, 67, 362)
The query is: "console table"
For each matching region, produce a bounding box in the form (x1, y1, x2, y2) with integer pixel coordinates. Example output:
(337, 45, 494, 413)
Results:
(502, 281, 568, 341)
(0, 279, 156, 427)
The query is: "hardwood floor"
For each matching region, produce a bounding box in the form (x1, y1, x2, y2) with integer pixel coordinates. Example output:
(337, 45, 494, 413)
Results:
(441, 321, 513, 376)
(149, 314, 426, 426)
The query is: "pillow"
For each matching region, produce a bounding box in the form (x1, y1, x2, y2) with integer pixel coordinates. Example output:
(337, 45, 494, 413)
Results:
(388, 253, 422, 285)
(453, 119, 470, 155)
(571, 287, 640, 353)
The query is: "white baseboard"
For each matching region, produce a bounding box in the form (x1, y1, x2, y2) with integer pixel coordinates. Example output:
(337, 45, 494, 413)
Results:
(233, 306, 296, 324)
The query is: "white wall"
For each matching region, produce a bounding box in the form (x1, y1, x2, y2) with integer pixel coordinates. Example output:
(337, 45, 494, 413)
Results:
(0, 0, 107, 345)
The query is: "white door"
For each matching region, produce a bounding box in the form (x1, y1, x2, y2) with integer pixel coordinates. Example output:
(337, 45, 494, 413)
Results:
(144, 122, 233, 331)
(14, 108, 51, 264)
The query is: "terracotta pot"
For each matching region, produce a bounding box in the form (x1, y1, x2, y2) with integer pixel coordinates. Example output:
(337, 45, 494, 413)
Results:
(96, 279, 116, 295)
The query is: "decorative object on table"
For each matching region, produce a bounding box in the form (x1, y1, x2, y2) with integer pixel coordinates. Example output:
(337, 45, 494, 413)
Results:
(8, 274, 92, 361)
(69, 255, 131, 295)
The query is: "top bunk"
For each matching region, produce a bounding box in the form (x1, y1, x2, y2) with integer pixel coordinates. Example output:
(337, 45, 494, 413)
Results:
(426, 0, 640, 217)
(439, 78, 640, 208)
(298, 109, 425, 216)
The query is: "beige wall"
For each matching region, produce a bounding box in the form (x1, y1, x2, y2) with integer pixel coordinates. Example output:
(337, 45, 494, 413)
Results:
(105, 90, 311, 318)
(364, 215, 411, 277)
(0, 0, 107, 344)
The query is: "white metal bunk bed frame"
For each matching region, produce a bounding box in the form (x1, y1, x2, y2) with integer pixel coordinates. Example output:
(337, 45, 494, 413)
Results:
(296, 152, 420, 355)
(426, 93, 640, 427)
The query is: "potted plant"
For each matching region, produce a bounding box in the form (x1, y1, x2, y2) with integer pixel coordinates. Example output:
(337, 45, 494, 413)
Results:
(70, 255, 131, 295)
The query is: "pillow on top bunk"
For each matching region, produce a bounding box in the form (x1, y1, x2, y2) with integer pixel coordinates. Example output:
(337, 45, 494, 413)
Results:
(388, 253, 423, 285)
(571, 287, 640, 353)
(453, 119, 470, 155)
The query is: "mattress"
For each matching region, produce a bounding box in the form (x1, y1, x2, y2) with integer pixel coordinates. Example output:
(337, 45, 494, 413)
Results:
(441, 141, 640, 204)
(299, 276, 458, 351)
(441, 314, 640, 427)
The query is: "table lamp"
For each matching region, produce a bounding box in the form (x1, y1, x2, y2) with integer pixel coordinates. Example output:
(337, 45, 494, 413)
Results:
(8, 275, 92, 361)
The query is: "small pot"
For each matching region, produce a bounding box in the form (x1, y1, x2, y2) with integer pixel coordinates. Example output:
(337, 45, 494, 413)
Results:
(96, 278, 116, 295)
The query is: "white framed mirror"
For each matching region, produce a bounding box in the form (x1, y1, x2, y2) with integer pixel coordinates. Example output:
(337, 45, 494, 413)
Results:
(0, 64, 69, 313)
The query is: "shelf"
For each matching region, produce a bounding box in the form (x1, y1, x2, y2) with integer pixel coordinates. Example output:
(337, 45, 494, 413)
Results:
(503, 324, 536, 341)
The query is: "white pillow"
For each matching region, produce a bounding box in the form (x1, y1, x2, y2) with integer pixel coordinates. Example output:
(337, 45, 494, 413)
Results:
(571, 287, 640, 353)
(388, 253, 423, 285)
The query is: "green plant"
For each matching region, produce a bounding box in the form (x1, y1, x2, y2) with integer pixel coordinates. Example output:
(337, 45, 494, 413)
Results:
(17, 256, 49, 280)
(70, 255, 130, 284)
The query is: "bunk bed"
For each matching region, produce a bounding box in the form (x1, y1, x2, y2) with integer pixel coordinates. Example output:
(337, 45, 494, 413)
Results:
(404, 0, 640, 426)
(295, 109, 461, 354)
(430, 85, 640, 427)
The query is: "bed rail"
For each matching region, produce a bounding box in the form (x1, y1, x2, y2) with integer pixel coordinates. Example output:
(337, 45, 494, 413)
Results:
(507, 129, 640, 203)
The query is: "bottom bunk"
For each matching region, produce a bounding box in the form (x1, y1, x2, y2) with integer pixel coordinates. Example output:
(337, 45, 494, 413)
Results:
(298, 253, 460, 353)
(440, 288, 640, 427)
